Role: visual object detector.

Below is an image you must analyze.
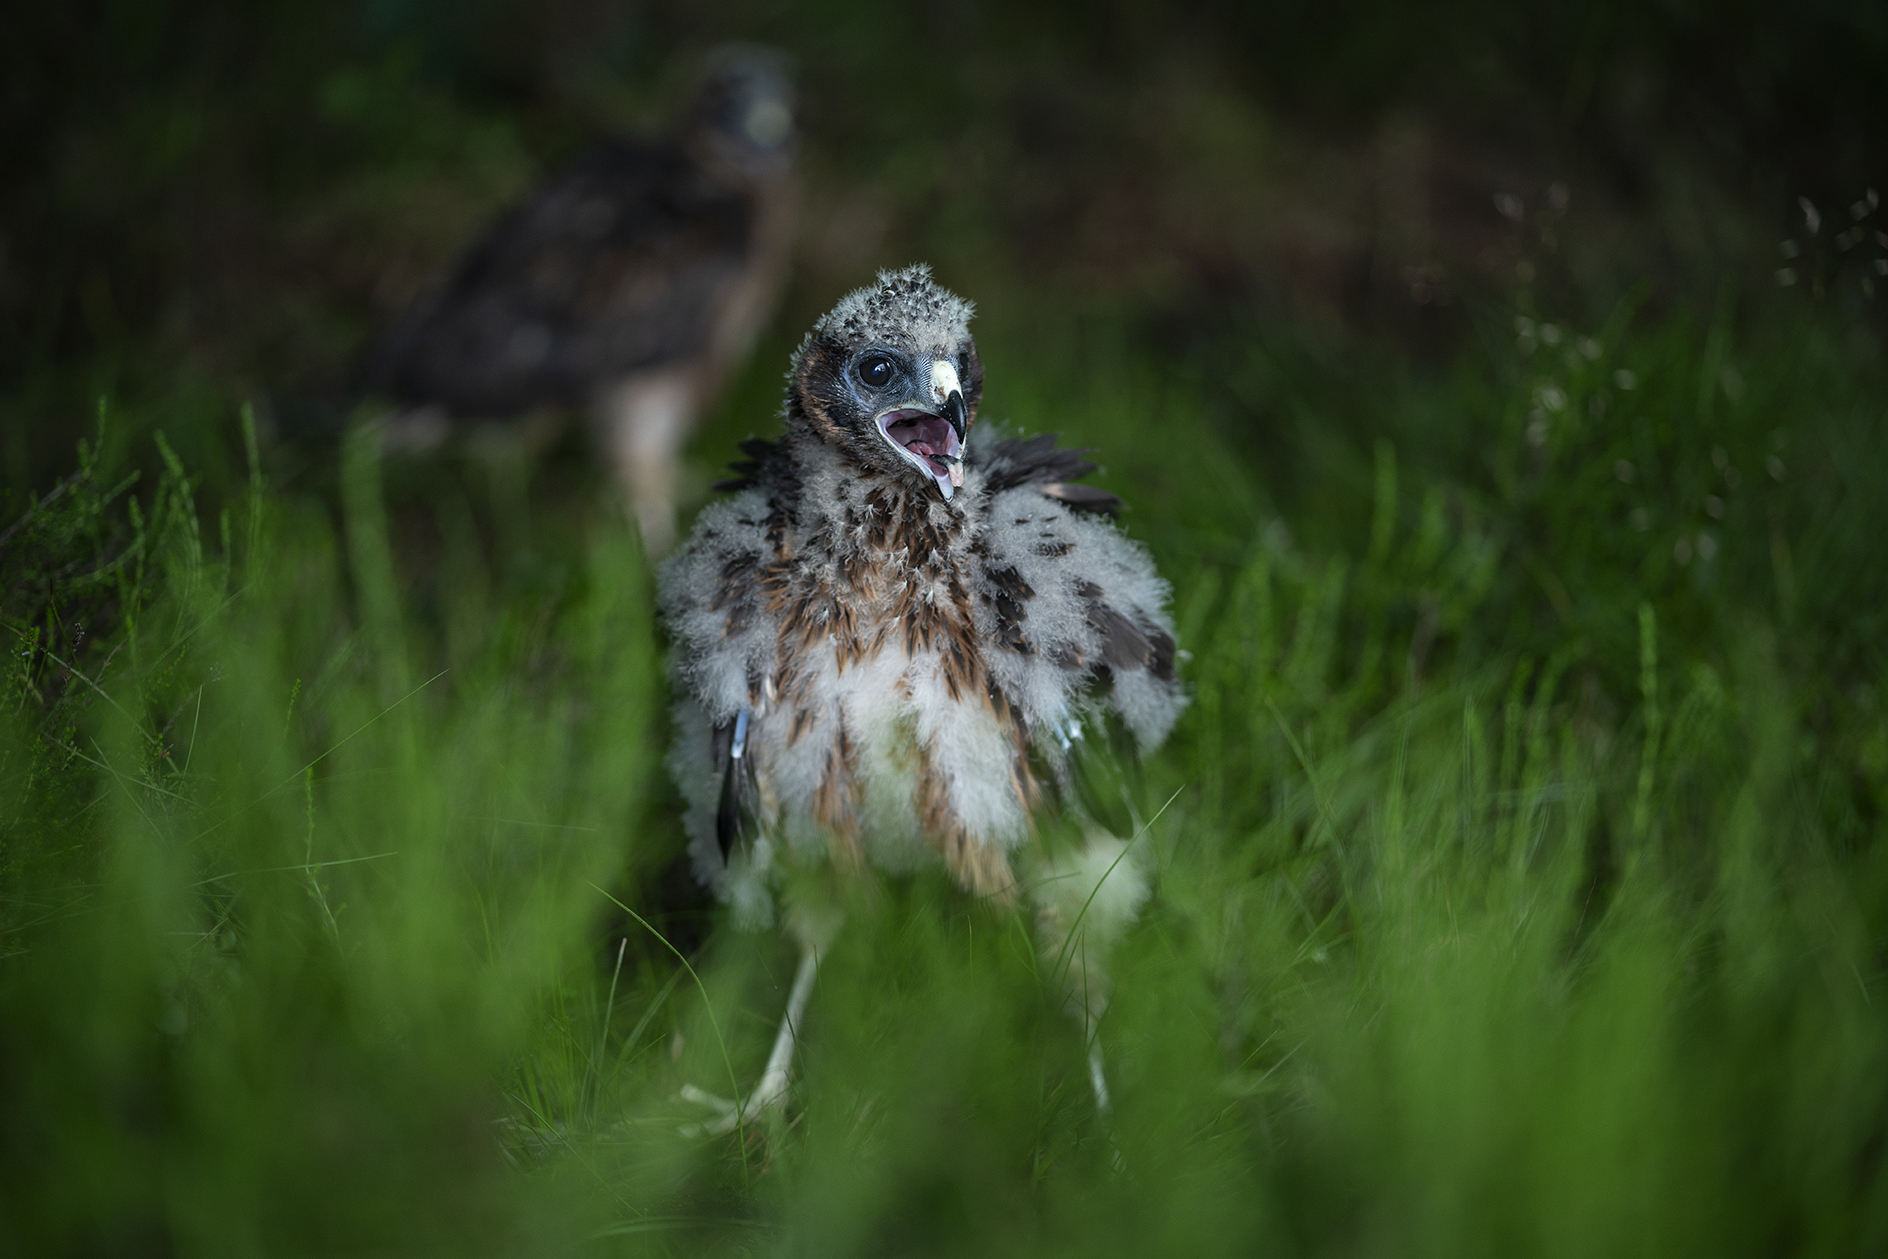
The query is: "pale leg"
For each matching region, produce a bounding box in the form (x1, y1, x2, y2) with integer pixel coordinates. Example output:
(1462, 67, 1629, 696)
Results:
(680, 945, 820, 1135)
(1087, 1036, 1111, 1115)
(1031, 831, 1151, 1116)
(597, 371, 695, 555)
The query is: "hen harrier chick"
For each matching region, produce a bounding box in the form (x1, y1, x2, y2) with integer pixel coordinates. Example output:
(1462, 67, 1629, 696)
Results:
(365, 46, 796, 552)
(658, 265, 1183, 1131)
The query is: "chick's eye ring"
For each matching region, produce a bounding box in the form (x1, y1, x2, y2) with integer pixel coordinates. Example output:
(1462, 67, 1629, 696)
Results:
(856, 354, 895, 388)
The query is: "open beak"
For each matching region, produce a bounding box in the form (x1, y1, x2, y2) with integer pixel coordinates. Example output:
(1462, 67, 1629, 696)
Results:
(874, 359, 969, 501)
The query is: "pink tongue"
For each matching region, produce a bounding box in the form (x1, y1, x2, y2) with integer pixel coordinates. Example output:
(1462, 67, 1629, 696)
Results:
(887, 417, 952, 470)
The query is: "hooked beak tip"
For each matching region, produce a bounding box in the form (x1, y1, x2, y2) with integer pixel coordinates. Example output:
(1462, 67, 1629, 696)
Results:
(941, 390, 968, 444)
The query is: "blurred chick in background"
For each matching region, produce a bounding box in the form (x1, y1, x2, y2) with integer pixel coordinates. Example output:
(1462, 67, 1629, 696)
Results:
(362, 46, 797, 552)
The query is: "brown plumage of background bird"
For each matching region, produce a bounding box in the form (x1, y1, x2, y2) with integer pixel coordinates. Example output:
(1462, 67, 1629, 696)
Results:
(363, 46, 797, 551)
(657, 265, 1185, 1131)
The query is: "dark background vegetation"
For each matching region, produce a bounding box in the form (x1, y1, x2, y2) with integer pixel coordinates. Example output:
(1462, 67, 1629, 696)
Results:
(5, 0, 1885, 491)
(3, 3, 1886, 1256)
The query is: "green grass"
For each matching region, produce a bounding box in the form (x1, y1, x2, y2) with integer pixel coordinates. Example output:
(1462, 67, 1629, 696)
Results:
(2, 290, 1885, 1256)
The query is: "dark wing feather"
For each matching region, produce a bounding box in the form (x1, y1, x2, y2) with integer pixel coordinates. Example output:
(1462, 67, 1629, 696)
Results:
(712, 436, 801, 497)
(365, 139, 755, 416)
(1039, 482, 1123, 514)
(975, 432, 1122, 514)
(1078, 582, 1178, 684)
(711, 714, 763, 858)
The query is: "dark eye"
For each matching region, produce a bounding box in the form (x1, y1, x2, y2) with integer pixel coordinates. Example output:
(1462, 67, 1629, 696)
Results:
(856, 354, 895, 389)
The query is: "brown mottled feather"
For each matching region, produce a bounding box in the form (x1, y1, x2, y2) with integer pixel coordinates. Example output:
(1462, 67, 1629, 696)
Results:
(664, 275, 1177, 907)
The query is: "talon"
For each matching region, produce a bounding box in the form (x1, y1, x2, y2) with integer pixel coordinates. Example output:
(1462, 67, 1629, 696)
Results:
(676, 1074, 790, 1137)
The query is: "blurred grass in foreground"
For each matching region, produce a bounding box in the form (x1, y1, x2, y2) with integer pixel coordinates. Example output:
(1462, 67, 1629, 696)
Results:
(2, 295, 1885, 1255)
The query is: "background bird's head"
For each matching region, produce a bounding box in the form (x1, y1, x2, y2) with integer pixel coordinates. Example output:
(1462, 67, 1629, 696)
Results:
(786, 265, 985, 502)
(689, 45, 797, 181)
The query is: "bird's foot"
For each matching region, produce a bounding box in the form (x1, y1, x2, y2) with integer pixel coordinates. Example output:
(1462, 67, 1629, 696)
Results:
(676, 945, 822, 1137)
(677, 1069, 790, 1137)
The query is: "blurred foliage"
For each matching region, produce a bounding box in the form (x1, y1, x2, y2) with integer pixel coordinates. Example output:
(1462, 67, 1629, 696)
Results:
(3, 291, 1884, 1254)
(2, 419, 662, 1253)
(6, 0, 1888, 493)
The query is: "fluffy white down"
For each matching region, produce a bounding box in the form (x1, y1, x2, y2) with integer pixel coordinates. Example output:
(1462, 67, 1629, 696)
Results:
(657, 490, 778, 721)
(658, 439, 1184, 920)
(1031, 833, 1151, 949)
(811, 264, 974, 361)
(971, 481, 1183, 751)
